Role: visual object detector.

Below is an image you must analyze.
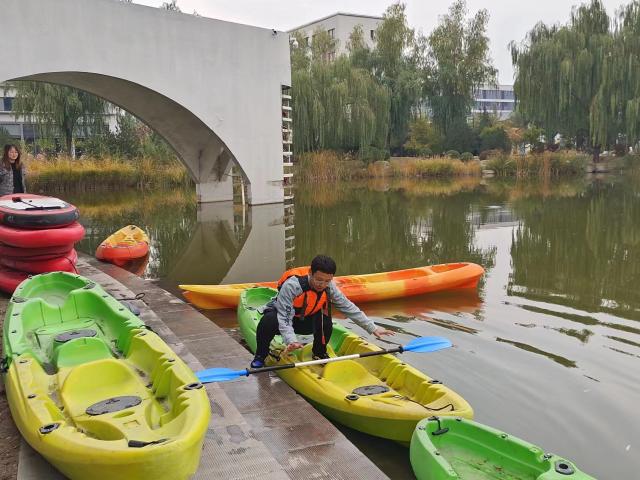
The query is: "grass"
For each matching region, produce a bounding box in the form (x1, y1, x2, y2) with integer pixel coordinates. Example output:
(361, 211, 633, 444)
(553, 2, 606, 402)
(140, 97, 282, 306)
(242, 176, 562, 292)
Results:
(485, 151, 590, 177)
(390, 157, 481, 177)
(24, 155, 192, 192)
(296, 151, 481, 181)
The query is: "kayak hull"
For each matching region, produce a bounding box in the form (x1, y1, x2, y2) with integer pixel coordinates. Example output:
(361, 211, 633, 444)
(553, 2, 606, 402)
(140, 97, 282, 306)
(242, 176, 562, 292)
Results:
(410, 417, 595, 480)
(3, 272, 210, 480)
(238, 287, 473, 443)
(182, 262, 485, 310)
(96, 225, 149, 262)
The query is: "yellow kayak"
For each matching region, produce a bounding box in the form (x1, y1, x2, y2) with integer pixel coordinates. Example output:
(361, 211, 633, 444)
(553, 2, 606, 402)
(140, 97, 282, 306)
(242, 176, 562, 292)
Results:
(181, 262, 485, 310)
(238, 287, 474, 443)
(2, 272, 210, 480)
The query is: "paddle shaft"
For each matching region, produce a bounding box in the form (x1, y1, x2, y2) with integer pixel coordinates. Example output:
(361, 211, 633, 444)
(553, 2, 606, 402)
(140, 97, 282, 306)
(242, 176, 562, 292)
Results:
(246, 345, 405, 376)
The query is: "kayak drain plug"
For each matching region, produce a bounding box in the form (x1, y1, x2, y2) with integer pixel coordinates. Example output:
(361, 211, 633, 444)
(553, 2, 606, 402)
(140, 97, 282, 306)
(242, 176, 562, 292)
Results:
(555, 460, 575, 475)
(39, 423, 60, 434)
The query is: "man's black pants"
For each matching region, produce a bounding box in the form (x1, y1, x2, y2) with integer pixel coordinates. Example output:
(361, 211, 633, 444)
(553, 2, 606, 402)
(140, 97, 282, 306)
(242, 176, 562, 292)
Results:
(254, 308, 333, 360)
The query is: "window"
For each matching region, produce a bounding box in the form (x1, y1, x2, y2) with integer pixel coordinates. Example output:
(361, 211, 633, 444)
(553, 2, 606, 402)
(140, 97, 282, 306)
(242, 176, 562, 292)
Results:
(2, 97, 13, 112)
(370, 30, 375, 40)
(305, 37, 310, 46)
(327, 28, 335, 39)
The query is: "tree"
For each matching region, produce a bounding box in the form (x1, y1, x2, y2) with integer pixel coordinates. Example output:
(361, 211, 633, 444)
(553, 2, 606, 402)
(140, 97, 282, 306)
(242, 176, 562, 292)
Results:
(511, 0, 616, 161)
(161, 0, 180, 12)
(0, 127, 11, 147)
(292, 56, 389, 155)
(425, 0, 496, 140)
(372, 3, 423, 152)
(479, 125, 511, 152)
(10, 82, 108, 157)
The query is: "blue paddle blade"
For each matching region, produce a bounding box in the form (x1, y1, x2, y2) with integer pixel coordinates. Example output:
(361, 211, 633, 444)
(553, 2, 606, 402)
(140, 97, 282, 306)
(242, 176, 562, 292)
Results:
(403, 336, 452, 353)
(196, 367, 248, 383)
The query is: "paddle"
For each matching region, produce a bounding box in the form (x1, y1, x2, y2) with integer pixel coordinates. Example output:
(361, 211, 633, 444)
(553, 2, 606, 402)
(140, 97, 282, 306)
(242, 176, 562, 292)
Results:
(196, 336, 452, 384)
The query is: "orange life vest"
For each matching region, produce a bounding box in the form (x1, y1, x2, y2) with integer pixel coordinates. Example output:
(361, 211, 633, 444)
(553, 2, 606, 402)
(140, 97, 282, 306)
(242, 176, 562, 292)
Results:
(277, 266, 330, 318)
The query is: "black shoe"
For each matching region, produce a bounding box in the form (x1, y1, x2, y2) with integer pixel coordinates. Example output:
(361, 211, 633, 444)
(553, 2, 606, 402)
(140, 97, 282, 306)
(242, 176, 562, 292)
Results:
(312, 352, 330, 360)
(250, 356, 265, 368)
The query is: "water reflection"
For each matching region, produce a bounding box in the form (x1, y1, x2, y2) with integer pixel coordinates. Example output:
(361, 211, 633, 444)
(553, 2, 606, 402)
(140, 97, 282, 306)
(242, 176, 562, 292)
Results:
(509, 177, 640, 321)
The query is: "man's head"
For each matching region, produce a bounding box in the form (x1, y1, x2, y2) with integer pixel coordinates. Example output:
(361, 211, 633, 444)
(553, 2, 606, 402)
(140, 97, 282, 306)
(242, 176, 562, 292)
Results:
(309, 255, 336, 292)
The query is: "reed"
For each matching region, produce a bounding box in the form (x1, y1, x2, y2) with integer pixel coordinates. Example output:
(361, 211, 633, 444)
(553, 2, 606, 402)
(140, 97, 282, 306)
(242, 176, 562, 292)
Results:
(24, 155, 192, 191)
(487, 152, 589, 177)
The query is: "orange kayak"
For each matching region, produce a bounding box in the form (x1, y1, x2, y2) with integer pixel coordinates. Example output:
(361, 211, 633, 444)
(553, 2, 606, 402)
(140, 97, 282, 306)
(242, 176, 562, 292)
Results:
(180, 262, 484, 310)
(96, 225, 149, 262)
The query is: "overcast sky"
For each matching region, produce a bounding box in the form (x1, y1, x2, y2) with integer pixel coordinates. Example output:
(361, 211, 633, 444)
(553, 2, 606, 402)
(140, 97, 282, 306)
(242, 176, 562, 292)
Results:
(133, 0, 626, 83)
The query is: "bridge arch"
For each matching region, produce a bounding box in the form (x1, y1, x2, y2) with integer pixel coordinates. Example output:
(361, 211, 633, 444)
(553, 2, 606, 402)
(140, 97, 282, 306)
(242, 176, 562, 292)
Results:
(1, 0, 291, 204)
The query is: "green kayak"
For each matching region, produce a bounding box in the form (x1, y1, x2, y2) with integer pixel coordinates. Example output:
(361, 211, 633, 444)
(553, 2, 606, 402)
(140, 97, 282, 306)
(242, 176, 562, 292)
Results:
(410, 416, 596, 480)
(238, 287, 473, 443)
(2, 272, 211, 480)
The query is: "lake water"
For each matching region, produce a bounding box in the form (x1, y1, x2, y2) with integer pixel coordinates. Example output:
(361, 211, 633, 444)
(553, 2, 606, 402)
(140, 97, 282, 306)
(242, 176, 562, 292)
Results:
(64, 175, 639, 479)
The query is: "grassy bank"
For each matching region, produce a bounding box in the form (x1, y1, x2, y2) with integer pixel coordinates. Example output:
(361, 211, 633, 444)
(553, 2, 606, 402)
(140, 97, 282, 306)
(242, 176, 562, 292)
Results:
(296, 151, 482, 181)
(296, 150, 638, 181)
(24, 156, 192, 192)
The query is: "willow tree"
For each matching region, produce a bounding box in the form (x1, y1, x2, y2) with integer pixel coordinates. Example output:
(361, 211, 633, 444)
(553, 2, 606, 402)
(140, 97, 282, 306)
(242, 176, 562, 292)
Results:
(292, 30, 389, 155)
(10, 82, 108, 157)
(511, 0, 617, 160)
(293, 56, 390, 155)
(615, 1, 640, 146)
(372, 3, 423, 152)
(424, 0, 495, 144)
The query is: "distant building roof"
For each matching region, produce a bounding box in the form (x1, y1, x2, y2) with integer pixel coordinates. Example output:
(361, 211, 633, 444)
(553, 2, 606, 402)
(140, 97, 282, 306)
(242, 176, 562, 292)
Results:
(288, 12, 383, 33)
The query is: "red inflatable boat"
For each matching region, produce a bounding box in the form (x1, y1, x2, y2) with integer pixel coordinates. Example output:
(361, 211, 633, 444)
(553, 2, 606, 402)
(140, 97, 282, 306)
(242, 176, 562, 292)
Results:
(0, 267, 28, 294)
(0, 249, 78, 274)
(0, 194, 79, 229)
(0, 222, 85, 248)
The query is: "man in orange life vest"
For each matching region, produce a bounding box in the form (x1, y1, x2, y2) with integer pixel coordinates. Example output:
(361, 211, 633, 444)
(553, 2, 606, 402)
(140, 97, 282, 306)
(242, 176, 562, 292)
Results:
(251, 255, 395, 368)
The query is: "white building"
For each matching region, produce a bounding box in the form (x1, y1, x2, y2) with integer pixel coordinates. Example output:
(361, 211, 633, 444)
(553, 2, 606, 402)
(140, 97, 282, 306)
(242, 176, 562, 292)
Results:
(0, 85, 118, 143)
(472, 84, 515, 120)
(288, 12, 383, 59)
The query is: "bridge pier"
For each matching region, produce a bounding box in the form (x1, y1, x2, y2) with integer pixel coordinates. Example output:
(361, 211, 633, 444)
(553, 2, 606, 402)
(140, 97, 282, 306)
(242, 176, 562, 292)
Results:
(195, 177, 234, 203)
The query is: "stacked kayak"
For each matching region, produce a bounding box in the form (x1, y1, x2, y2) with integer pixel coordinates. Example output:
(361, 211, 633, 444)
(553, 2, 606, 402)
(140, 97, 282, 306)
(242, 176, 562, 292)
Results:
(96, 225, 149, 265)
(0, 195, 84, 294)
(410, 416, 595, 479)
(238, 287, 473, 443)
(2, 272, 210, 480)
(181, 262, 485, 310)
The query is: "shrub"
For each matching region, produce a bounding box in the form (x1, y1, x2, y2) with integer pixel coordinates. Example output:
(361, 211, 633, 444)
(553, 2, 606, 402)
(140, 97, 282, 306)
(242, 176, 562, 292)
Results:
(479, 125, 511, 152)
(460, 152, 474, 161)
(479, 149, 501, 160)
(446, 150, 460, 159)
(614, 143, 628, 157)
(358, 145, 390, 163)
(485, 154, 516, 176)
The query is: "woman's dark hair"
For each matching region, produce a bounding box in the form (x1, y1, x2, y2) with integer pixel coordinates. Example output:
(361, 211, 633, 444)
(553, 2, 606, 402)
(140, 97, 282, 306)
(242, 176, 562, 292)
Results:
(310, 255, 337, 275)
(2, 144, 21, 171)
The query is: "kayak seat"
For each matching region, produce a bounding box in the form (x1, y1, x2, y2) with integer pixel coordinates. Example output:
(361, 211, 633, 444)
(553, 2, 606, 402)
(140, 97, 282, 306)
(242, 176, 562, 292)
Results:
(54, 337, 114, 369)
(125, 330, 203, 427)
(322, 359, 386, 394)
(60, 358, 150, 419)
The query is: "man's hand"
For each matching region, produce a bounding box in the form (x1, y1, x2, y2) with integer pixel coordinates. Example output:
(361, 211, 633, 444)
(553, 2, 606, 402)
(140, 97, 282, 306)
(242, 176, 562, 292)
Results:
(372, 327, 395, 338)
(284, 342, 304, 354)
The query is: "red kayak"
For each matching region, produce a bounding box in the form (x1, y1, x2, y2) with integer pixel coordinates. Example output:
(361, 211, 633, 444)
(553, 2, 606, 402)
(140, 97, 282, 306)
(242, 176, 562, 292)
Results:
(0, 243, 75, 258)
(0, 194, 79, 229)
(0, 221, 85, 247)
(0, 267, 28, 294)
(0, 249, 78, 274)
